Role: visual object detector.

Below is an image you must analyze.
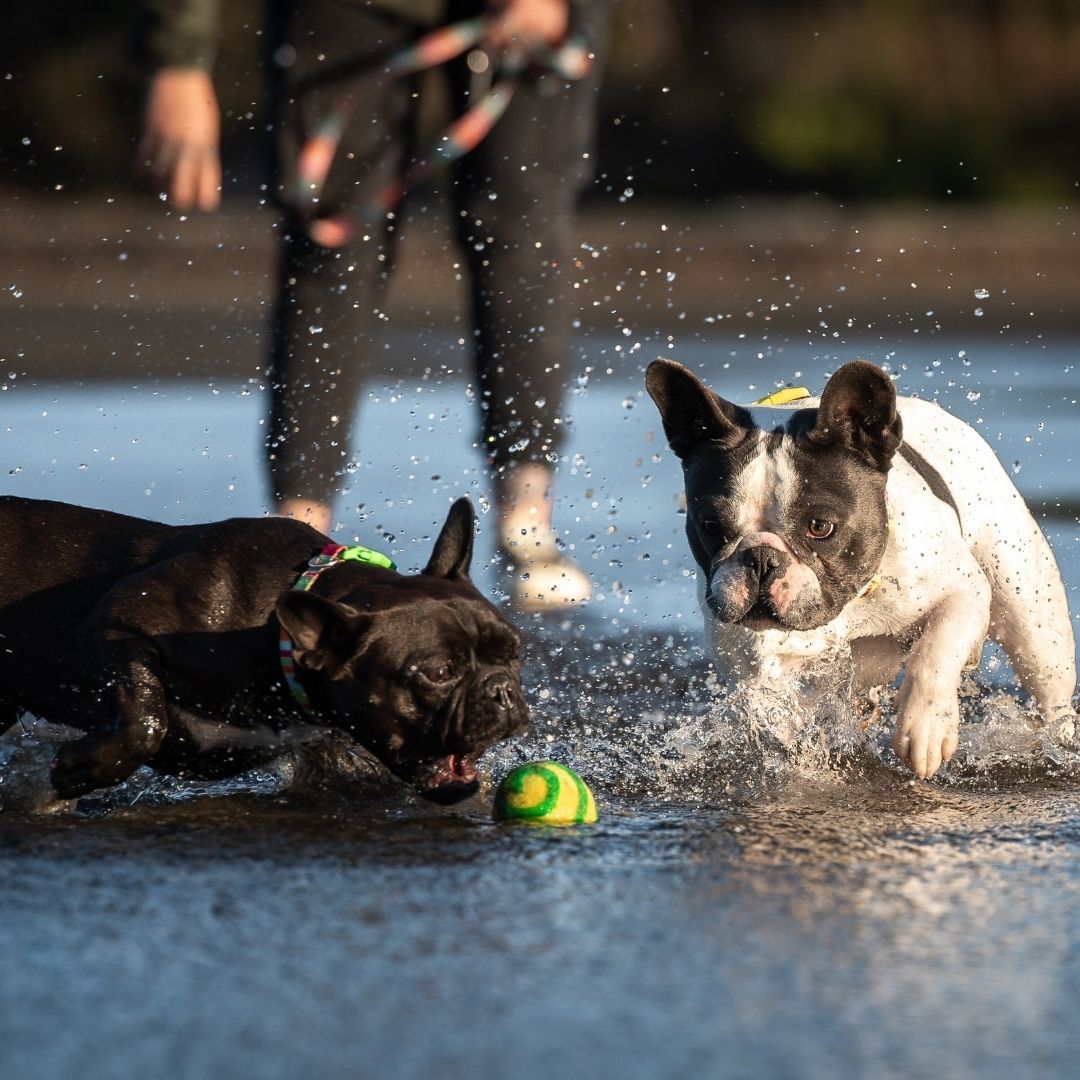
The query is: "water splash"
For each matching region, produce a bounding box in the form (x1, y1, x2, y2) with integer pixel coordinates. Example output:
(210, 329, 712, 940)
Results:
(2, 627, 1077, 816)
(485, 629, 1080, 807)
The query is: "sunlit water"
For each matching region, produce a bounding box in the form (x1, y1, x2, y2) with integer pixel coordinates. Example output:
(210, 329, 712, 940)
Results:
(1, 336, 1079, 1078)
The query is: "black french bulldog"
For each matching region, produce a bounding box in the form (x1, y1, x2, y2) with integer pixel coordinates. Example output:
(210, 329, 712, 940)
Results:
(0, 495, 528, 804)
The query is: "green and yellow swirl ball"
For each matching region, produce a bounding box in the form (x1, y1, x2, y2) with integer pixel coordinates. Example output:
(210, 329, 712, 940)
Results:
(493, 761, 598, 825)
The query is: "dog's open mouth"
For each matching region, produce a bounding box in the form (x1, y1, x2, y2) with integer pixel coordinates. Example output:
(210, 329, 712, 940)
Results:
(418, 754, 481, 805)
(736, 599, 786, 632)
(707, 586, 786, 631)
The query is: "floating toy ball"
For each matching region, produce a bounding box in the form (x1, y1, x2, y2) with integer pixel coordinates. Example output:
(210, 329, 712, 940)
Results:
(493, 761, 598, 825)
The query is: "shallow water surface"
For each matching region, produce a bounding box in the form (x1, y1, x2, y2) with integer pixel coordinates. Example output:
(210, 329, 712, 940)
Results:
(5, 730, 1080, 1079)
(1, 337, 1079, 1078)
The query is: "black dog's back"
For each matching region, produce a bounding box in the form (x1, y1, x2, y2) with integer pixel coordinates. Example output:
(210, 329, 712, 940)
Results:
(0, 496, 324, 728)
(0, 495, 324, 597)
(0, 494, 322, 632)
(0, 496, 171, 602)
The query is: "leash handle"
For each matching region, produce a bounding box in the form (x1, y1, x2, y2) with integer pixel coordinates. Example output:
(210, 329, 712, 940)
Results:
(294, 16, 593, 248)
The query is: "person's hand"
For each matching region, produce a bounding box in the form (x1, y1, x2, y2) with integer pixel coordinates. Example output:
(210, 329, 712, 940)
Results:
(485, 0, 569, 52)
(135, 68, 222, 212)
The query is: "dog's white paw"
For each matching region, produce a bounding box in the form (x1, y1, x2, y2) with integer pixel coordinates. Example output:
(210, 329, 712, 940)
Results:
(892, 704, 960, 779)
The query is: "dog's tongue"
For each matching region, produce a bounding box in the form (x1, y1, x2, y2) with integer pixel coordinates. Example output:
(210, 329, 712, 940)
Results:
(420, 754, 480, 805)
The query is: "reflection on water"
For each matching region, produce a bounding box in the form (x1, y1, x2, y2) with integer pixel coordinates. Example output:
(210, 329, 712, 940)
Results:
(1, 338, 1079, 1077)
(4, 648, 1080, 1078)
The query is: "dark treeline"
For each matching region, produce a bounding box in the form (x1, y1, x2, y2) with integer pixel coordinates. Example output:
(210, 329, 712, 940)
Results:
(4, 0, 1080, 202)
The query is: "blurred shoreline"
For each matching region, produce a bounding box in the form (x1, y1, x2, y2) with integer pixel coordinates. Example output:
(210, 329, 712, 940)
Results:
(2, 188, 1080, 383)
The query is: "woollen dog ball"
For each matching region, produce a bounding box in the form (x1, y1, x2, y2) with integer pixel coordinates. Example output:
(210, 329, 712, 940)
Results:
(493, 761, 598, 825)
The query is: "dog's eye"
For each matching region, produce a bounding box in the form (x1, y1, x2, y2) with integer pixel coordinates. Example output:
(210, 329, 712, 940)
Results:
(806, 518, 836, 539)
(700, 518, 725, 538)
(408, 662, 456, 685)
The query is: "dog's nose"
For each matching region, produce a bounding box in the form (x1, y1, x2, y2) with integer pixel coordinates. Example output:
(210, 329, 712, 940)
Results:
(484, 672, 518, 711)
(491, 680, 512, 710)
(479, 671, 529, 731)
(743, 545, 790, 586)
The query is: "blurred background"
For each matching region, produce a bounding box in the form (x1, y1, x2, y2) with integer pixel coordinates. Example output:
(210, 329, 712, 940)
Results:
(0, 0, 1078, 536)
(4, 0, 1080, 353)
(3, 0, 1080, 370)
(7, 0, 1080, 201)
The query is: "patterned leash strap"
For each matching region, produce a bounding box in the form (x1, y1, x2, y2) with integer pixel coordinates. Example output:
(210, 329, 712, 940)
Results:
(294, 16, 592, 248)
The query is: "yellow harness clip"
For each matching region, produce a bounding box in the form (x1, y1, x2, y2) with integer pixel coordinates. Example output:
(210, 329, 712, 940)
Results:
(857, 574, 882, 599)
(752, 386, 812, 406)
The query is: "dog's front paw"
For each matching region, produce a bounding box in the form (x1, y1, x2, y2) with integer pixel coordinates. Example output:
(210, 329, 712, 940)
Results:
(51, 735, 143, 798)
(892, 703, 960, 779)
(0, 735, 77, 813)
(50, 741, 103, 799)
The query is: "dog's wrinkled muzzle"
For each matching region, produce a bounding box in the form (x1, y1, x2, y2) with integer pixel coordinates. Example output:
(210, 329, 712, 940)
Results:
(410, 670, 528, 804)
(460, 669, 529, 745)
(707, 541, 803, 628)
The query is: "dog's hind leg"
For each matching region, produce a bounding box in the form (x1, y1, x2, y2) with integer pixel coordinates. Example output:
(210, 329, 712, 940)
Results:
(151, 706, 325, 780)
(50, 635, 169, 797)
(979, 518, 1077, 732)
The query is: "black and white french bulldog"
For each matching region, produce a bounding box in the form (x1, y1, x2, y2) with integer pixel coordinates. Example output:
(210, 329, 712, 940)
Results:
(0, 495, 527, 804)
(646, 358, 1077, 778)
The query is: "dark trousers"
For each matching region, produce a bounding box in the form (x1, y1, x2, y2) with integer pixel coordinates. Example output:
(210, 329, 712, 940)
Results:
(264, 0, 607, 506)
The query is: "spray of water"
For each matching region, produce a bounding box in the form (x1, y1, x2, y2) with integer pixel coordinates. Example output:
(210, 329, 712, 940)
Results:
(1, 624, 1077, 815)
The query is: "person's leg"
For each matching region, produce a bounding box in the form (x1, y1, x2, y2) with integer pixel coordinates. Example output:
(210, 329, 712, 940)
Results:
(448, 2, 608, 607)
(265, 0, 420, 534)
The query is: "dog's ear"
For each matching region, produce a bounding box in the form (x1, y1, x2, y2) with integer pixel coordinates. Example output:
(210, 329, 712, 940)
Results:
(645, 358, 753, 457)
(809, 360, 903, 469)
(276, 592, 371, 672)
(423, 496, 474, 581)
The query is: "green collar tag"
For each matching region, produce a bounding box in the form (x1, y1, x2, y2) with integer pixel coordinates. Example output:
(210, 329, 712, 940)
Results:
(280, 541, 398, 712)
(337, 545, 397, 571)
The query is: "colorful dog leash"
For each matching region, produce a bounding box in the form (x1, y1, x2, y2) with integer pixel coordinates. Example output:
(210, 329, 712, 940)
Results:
(294, 16, 593, 247)
(279, 543, 397, 711)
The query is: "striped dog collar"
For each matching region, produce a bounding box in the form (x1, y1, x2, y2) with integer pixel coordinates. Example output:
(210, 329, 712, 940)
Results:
(292, 543, 396, 589)
(279, 543, 397, 712)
